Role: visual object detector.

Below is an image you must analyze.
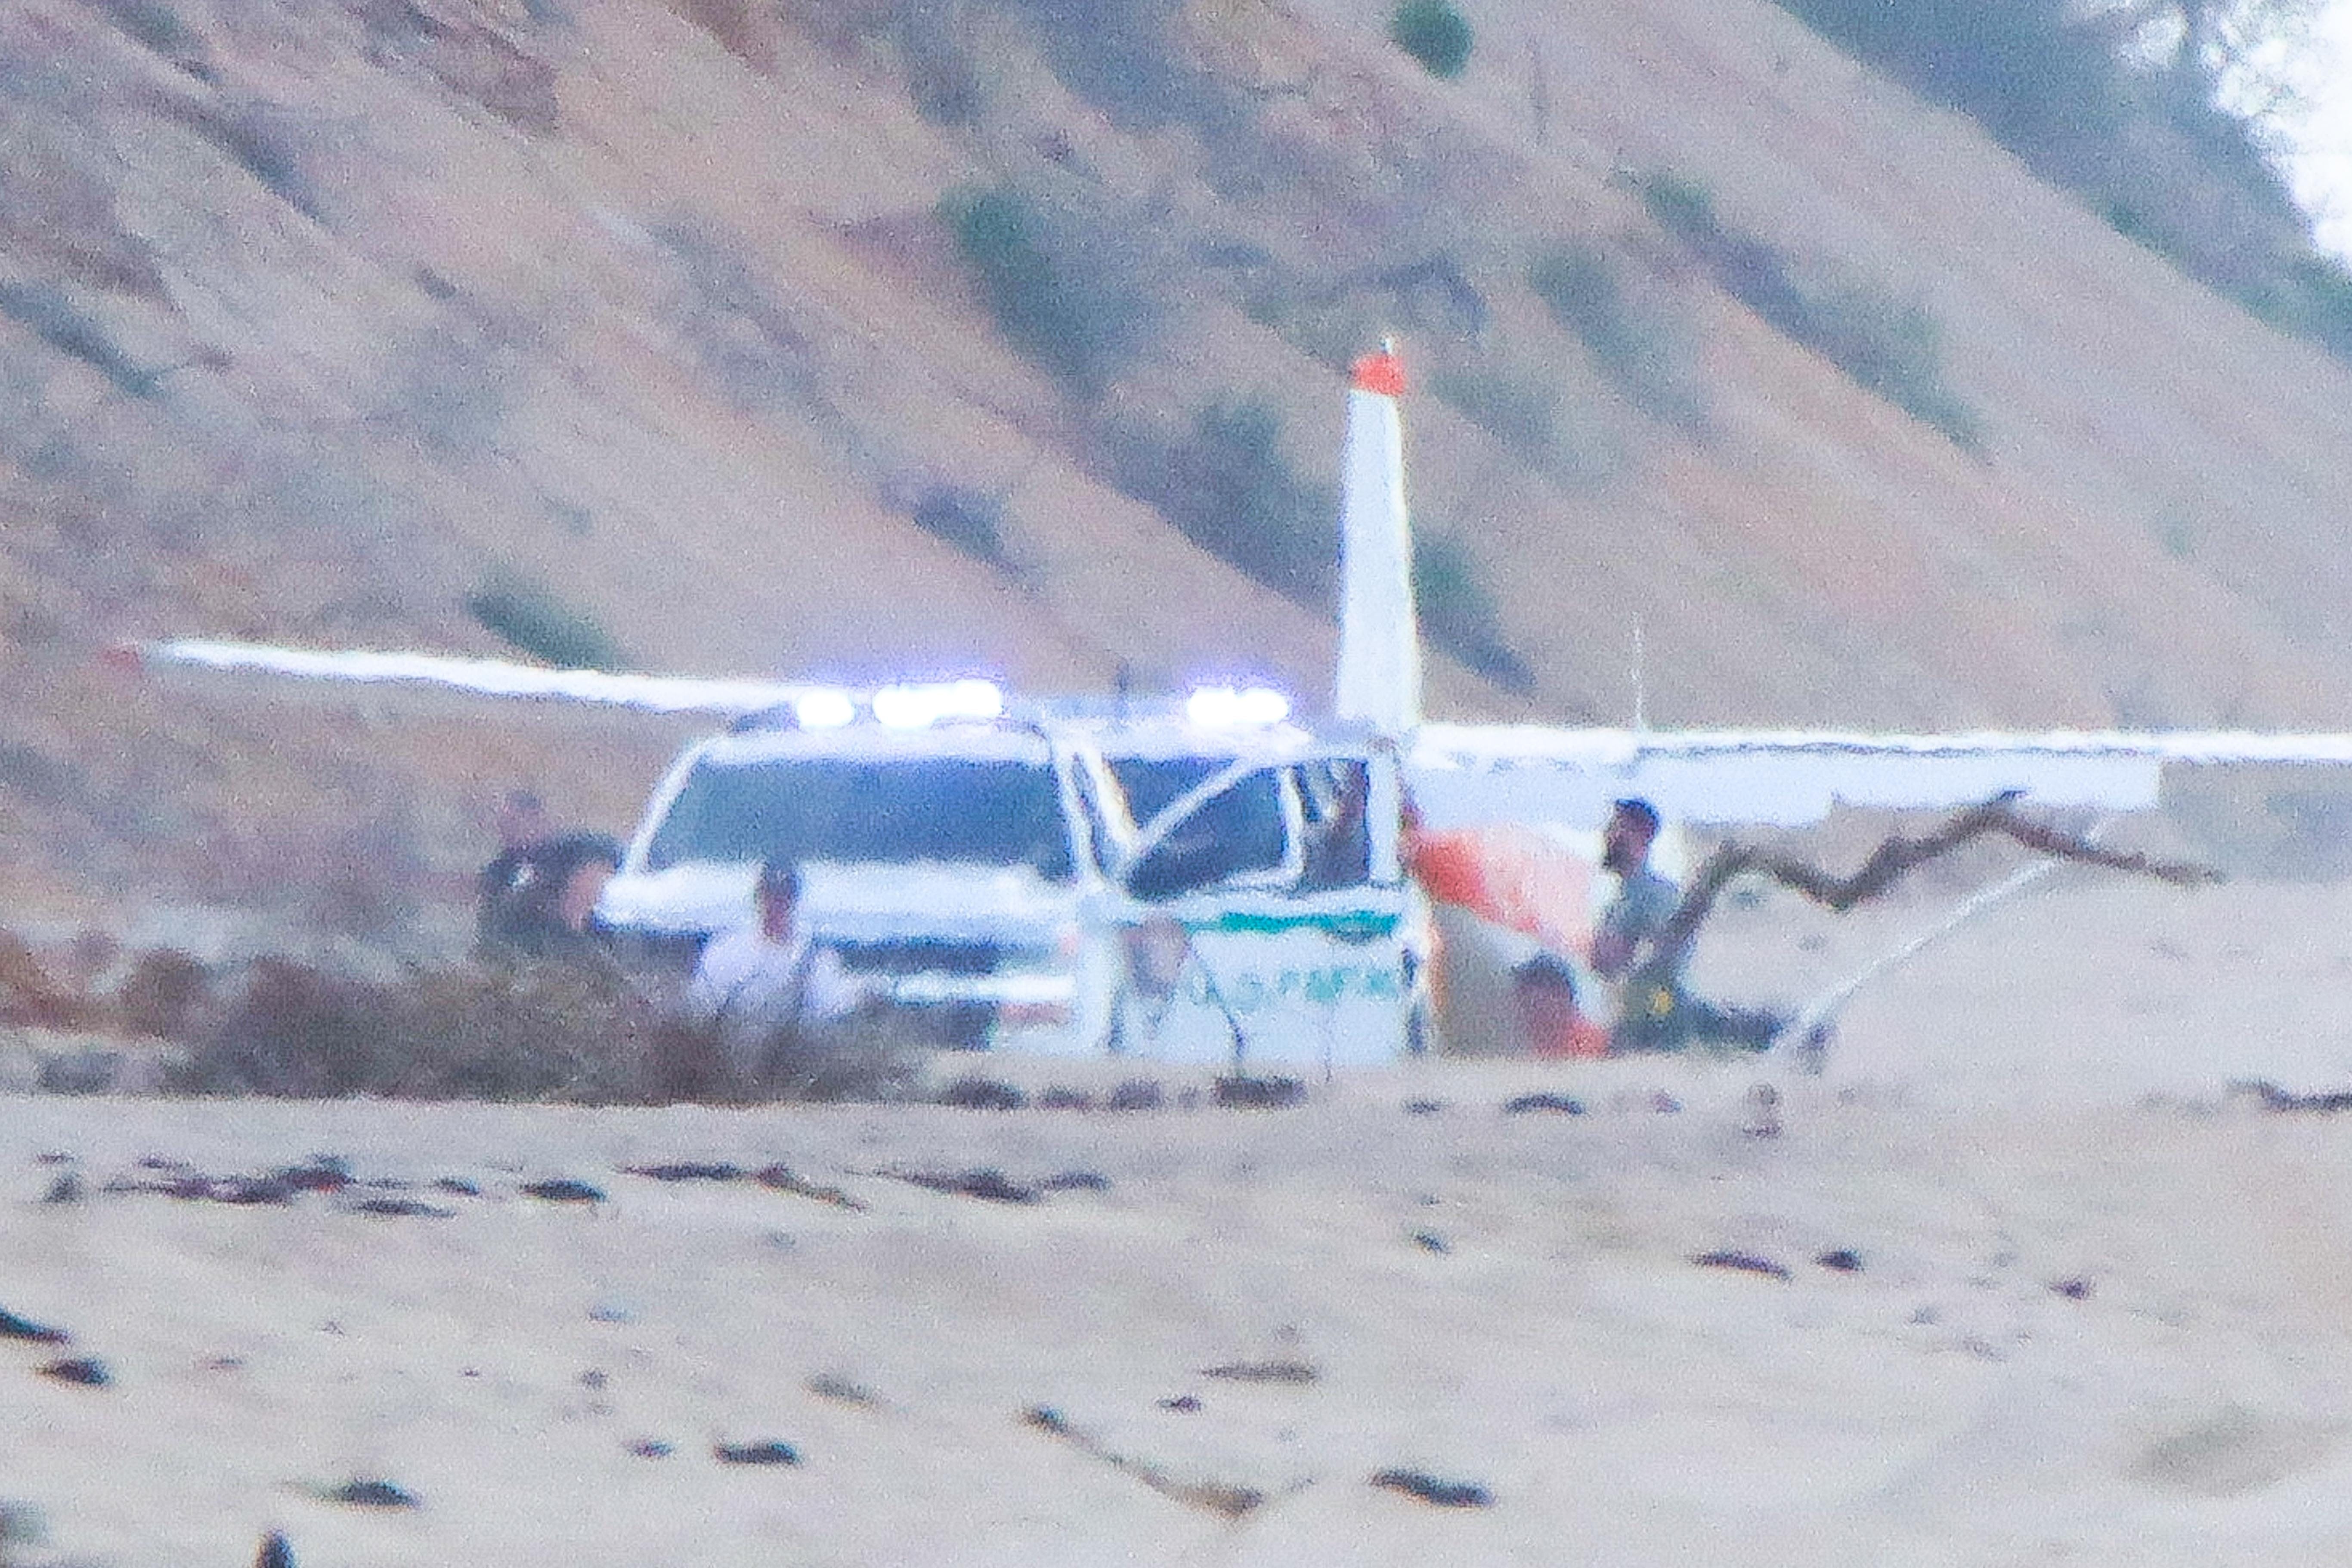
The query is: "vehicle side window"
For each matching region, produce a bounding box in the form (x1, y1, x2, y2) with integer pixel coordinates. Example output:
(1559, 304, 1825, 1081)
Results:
(1125, 768, 1289, 901)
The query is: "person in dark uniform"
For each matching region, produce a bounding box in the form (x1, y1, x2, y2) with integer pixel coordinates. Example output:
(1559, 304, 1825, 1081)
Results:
(477, 791, 622, 962)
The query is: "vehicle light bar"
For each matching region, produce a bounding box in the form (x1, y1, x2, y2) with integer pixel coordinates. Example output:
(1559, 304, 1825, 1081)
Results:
(872, 679, 1006, 728)
(792, 688, 858, 729)
(1185, 685, 1291, 727)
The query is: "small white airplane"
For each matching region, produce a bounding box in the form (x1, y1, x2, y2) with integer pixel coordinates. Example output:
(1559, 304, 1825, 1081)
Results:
(136, 345, 2352, 1065)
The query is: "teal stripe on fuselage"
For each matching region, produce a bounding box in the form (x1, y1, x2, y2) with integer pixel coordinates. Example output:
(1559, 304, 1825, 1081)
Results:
(1177, 909, 1401, 940)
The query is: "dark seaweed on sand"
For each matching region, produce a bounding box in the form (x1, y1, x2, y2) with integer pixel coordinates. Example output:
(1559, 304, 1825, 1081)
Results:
(1692, 1249, 1792, 1280)
(346, 1197, 456, 1219)
(1501, 1092, 1584, 1115)
(894, 1168, 1039, 1204)
(1104, 1079, 1165, 1111)
(1199, 1358, 1319, 1385)
(755, 1166, 865, 1211)
(274, 1157, 352, 1192)
(1212, 1075, 1305, 1109)
(622, 1162, 744, 1182)
(37, 1356, 108, 1388)
(937, 1076, 1027, 1110)
(0, 1308, 68, 1344)
(520, 1178, 605, 1203)
(714, 1440, 799, 1466)
(1372, 1469, 1492, 1507)
(806, 1373, 879, 1405)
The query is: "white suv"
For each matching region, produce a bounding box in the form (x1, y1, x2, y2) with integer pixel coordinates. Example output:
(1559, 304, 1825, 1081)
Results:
(597, 703, 1431, 1065)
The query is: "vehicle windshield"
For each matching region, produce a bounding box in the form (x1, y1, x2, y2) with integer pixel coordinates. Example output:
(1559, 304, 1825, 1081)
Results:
(1110, 757, 1228, 829)
(644, 755, 1075, 879)
(1121, 764, 1289, 901)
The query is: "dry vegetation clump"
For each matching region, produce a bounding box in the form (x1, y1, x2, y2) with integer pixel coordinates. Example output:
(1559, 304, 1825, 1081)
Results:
(0, 1497, 57, 1568)
(172, 959, 929, 1105)
(174, 959, 665, 1102)
(658, 1010, 928, 1105)
(0, 933, 97, 1031)
(111, 947, 210, 1039)
(1424, 362, 1562, 465)
(1102, 396, 1334, 607)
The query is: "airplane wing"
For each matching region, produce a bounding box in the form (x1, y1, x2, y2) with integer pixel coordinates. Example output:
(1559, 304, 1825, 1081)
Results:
(133, 639, 821, 717)
(1409, 722, 2352, 827)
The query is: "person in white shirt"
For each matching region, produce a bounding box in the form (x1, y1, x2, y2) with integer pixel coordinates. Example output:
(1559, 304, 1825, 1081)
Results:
(684, 859, 869, 1095)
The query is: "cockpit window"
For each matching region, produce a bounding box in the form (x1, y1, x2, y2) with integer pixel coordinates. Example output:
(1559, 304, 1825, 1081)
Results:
(645, 756, 1075, 879)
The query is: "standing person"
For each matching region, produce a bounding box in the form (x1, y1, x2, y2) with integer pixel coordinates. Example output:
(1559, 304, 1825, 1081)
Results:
(1591, 798, 1679, 984)
(1592, 798, 1779, 1053)
(682, 859, 874, 1097)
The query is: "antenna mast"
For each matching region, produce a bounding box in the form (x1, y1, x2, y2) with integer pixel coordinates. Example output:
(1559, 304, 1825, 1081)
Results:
(1631, 617, 1647, 732)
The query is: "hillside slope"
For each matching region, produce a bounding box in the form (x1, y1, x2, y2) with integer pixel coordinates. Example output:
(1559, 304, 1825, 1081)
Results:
(5, 0, 2352, 926)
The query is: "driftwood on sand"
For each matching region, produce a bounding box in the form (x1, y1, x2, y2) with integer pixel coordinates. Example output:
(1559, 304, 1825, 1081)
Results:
(1654, 790, 2220, 958)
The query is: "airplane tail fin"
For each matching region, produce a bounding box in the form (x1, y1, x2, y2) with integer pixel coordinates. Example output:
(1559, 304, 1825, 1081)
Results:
(1334, 344, 1423, 736)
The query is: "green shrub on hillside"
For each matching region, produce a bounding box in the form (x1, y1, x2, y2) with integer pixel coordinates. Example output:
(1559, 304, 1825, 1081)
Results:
(465, 574, 623, 671)
(896, 4, 982, 125)
(1635, 172, 1983, 452)
(1800, 283, 1984, 450)
(1007, 0, 1207, 130)
(1427, 365, 1558, 461)
(1414, 530, 1535, 694)
(1107, 398, 1335, 606)
(1529, 247, 1710, 433)
(0, 281, 154, 398)
(1001, 0, 1319, 202)
(938, 184, 1155, 399)
(100, 0, 210, 72)
(1389, 0, 1473, 80)
(655, 220, 826, 417)
(1772, 0, 2120, 161)
(1636, 172, 1720, 244)
(2242, 253, 2352, 362)
(903, 482, 1013, 569)
(192, 101, 323, 218)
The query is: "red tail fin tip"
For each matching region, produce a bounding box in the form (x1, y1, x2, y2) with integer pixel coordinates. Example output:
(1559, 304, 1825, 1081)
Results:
(1351, 349, 1406, 398)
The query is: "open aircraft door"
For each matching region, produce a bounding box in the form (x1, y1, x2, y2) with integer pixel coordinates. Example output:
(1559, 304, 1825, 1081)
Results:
(1098, 746, 1427, 1070)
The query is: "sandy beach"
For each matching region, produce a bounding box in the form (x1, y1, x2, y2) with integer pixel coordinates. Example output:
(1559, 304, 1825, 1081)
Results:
(9, 871, 2352, 1565)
